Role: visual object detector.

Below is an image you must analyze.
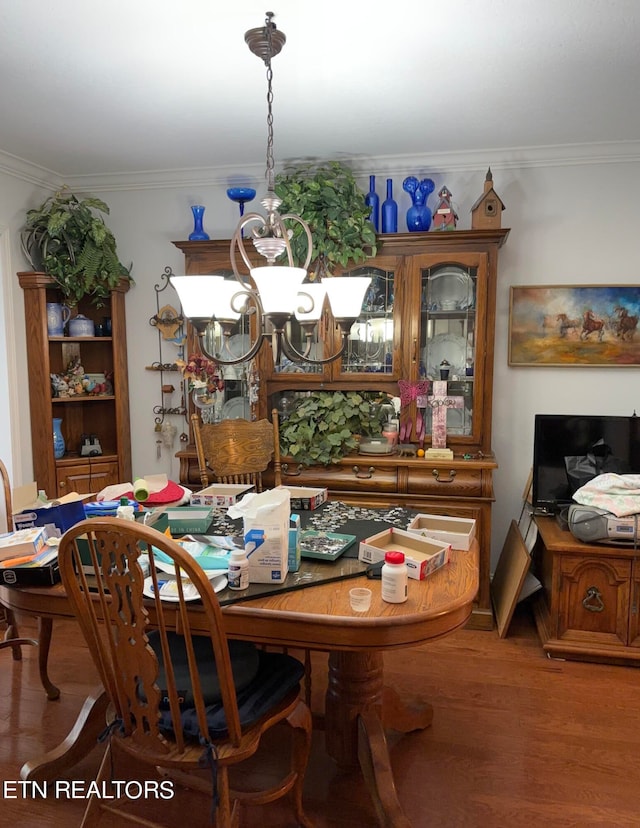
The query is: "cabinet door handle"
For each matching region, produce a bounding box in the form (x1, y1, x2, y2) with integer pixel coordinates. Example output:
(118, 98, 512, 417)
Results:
(431, 469, 457, 483)
(352, 465, 375, 480)
(582, 586, 604, 613)
(281, 462, 303, 477)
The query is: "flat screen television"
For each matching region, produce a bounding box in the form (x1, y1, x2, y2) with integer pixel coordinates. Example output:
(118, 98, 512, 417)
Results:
(532, 414, 640, 513)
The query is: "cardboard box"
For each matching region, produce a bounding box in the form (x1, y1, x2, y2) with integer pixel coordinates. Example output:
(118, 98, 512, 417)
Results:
(406, 514, 476, 550)
(0, 559, 60, 587)
(0, 527, 49, 562)
(232, 489, 290, 584)
(12, 484, 87, 535)
(358, 528, 451, 580)
(288, 514, 301, 573)
(166, 507, 214, 535)
(190, 484, 255, 508)
(276, 486, 327, 511)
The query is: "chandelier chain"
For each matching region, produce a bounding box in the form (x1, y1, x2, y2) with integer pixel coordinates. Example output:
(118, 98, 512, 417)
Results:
(265, 14, 275, 192)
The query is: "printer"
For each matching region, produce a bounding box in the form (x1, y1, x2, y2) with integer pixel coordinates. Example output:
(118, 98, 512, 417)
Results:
(568, 504, 640, 544)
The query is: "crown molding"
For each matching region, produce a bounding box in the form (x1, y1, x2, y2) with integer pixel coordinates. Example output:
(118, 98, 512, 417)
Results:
(2, 141, 639, 193)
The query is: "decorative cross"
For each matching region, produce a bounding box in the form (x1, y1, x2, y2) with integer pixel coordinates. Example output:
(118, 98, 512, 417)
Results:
(428, 381, 464, 450)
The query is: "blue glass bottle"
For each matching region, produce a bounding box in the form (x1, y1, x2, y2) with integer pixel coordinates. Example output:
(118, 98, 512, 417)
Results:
(381, 179, 398, 234)
(189, 205, 210, 241)
(403, 176, 435, 232)
(364, 175, 379, 232)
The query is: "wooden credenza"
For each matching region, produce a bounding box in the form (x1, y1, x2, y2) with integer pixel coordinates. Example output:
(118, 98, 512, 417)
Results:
(533, 516, 640, 666)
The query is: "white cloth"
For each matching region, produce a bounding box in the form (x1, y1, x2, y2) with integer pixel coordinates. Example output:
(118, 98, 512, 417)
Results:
(572, 473, 640, 517)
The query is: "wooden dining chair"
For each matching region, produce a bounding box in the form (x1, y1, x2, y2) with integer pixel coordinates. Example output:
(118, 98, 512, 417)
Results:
(58, 517, 313, 828)
(191, 408, 282, 492)
(0, 458, 38, 659)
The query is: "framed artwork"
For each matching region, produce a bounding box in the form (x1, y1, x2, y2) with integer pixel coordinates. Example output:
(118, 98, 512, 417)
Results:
(508, 285, 640, 366)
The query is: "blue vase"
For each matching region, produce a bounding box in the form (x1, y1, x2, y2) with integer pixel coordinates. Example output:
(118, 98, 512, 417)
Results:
(364, 175, 379, 233)
(189, 205, 210, 241)
(53, 418, 65, 459)
(381, 179, 398, 234)
(403, 176, 435, 232)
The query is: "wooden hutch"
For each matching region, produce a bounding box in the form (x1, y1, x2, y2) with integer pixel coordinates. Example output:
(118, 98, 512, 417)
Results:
(174, 229, 509, 629)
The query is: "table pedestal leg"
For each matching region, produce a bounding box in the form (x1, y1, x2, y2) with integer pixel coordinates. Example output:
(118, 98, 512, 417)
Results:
(324, 651, 434, 828)
(37, 617, 60, 700)
(20, 688, 109, 783)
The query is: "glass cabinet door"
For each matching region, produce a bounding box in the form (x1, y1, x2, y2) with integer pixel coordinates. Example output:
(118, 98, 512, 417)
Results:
(419, 262, 477, 440)
(339, 266, 397, 376)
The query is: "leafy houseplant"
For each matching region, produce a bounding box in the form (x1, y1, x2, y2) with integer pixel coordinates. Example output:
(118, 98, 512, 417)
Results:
(278, 391, 384, 466)
(20, 189, 133, 306)
(274, 161, 377, 280)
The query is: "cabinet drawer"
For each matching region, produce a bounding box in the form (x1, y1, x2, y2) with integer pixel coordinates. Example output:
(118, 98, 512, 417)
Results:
(280, 460, 397, 493)
(407, 467, 482, 498)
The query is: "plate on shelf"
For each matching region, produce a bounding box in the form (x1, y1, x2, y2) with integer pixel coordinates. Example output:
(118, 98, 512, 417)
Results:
(221, 396, 250, 420)
(143, 573, 227, 602)
(428, 269, 474, 310)
(423, 334, 467, 378)
(422, 405, 472, 436)
(224, 334, 250, 360)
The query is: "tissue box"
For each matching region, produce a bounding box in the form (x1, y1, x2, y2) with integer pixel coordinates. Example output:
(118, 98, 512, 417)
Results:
(288, 514, 301, 573)
(358, 528, 451, 580)
(166, 507, 214, 535)
(276, 486, 327, 511)
(190, 484, 255, 508)
(406, 514, 476, 550)
(231, 489, 290, 584)
(0, 527, 49, 562)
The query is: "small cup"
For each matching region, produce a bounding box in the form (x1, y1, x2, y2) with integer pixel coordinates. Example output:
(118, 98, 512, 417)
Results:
(349, 587, 372, 612)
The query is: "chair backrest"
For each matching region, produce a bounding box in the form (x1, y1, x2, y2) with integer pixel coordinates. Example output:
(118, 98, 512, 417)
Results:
(191, 409, 281, 492)
(0, 458, 13, 533)
(58, 518, 246, 756)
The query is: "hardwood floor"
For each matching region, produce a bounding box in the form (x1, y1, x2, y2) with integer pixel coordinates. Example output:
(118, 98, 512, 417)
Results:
(2, 604, 639, 827)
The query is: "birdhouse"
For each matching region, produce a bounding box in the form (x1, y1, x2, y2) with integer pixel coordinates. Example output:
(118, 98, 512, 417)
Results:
(470, 168, 505, 229)
(432, 186, 458, 231)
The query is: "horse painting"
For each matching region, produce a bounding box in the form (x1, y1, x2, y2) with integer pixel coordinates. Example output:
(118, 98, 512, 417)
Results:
(613, 306, 638, 340)
(556, 313, 580, 338)
(580, 309, 605, 341)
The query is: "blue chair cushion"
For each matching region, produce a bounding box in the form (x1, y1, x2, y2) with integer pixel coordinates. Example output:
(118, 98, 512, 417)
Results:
(154, 646, 305, 741)
(147, 631, 260, 708)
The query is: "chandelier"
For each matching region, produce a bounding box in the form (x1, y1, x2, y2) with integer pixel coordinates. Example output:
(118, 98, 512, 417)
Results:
(170, 12, 371, 367)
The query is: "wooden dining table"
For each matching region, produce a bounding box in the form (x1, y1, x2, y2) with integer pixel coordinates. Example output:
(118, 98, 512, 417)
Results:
(1, 539, 478, 828)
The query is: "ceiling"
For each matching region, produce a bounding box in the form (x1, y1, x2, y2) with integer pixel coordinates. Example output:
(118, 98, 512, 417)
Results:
(1, 0, 639, 180)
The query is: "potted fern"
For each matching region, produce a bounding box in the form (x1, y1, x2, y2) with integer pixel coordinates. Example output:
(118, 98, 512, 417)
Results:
(274, 160, 377, 280)
(20, 188, 133, 306)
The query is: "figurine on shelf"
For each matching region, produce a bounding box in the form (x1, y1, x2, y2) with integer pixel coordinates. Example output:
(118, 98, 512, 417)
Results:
(432, 186, 458, 231)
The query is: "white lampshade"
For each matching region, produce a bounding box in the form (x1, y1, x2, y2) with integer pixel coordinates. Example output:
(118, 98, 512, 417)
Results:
(295, 283, 327, 322)
(170, 274, 223, 319)
(250, 266, 307, 315)
(216, 278, 244, 320)
(322, 276, 371, 319)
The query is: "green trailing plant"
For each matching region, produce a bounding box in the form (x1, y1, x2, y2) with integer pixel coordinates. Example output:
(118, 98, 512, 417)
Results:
(278, 390, 384, 466)
(274, 160, 377, 280)
(20, 188, 133, 306)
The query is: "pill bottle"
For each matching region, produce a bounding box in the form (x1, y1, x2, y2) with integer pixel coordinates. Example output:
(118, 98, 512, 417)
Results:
(381, 550, 408, 603)
(116, 497, 135, 521)
(228, 548, 249, 591)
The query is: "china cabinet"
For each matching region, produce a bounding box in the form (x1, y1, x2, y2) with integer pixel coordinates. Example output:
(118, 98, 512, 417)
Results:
(18, 272, 132, 498)
(533, 516, 640, 665)
(174, 229, 509, 628)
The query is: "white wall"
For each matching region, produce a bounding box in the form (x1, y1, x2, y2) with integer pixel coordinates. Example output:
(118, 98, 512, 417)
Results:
(2, 148, 638, 568)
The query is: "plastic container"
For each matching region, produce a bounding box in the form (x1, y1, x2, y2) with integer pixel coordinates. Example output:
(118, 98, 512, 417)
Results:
(116, 497, 135, 522)
(381, 550, 408, 603)
(228, 548, 249, 591)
